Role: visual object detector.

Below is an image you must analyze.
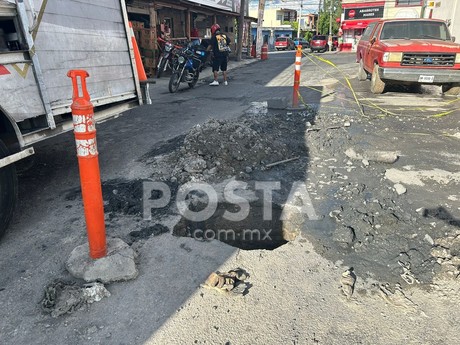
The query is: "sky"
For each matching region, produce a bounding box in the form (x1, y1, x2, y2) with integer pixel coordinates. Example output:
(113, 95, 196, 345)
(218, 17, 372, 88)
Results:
(248, 0, 322, 14)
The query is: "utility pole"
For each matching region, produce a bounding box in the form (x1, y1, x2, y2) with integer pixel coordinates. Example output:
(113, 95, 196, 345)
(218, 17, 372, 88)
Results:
(297, 0, 303, 39)
(237, 0, 245, 61)
(328, 0, 333, 51)
(255, 0, 266, 58)
(317, 0, 322, 35)
(329, 0, 333, 36)
(421, 0, 426, 18)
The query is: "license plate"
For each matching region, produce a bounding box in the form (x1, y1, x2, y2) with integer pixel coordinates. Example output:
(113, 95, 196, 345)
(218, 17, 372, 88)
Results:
(418, 75, 434, 83)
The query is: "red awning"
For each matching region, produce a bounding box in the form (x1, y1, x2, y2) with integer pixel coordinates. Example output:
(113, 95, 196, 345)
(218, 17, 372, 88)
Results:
(341, 19, 379, 30)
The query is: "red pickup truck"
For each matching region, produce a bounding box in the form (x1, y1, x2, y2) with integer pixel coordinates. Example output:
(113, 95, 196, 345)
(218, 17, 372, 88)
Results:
(356, 18, 460, 95)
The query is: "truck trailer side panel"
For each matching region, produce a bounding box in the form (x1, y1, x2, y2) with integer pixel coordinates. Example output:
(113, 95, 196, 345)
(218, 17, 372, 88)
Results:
(34, 0, 137, 115)
(0, 52, 46, 121)
(0, 0, 142, 239)
(0, 0, 138, 123)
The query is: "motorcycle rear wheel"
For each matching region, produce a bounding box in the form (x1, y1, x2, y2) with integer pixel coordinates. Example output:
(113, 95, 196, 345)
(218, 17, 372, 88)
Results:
(169, 72, 181, 93)
(188, 70, 200, 88)
(156, 57, 167, 78)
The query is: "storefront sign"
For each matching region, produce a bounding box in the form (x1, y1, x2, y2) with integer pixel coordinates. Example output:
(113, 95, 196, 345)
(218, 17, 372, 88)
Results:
(187, 0, 241, 13)
(344, 6, 384, 20)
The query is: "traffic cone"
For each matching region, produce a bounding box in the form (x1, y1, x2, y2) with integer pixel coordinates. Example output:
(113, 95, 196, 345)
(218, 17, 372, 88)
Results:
(128, 21, 147, 81)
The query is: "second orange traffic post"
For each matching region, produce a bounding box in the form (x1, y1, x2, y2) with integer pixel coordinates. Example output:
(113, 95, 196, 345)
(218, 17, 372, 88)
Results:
(292, 45, 302, 108)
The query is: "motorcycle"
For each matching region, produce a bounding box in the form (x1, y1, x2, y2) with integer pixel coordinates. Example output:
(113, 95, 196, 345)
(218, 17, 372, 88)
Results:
(156, 38, 181, 78)
(168, 44, 208, 93)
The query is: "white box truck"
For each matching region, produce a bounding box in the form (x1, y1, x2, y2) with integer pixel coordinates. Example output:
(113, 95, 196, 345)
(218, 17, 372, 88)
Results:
(0, 0, 147, 237)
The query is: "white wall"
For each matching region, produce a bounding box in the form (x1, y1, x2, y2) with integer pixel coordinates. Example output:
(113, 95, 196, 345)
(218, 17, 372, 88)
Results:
(428, 1, 460, 41)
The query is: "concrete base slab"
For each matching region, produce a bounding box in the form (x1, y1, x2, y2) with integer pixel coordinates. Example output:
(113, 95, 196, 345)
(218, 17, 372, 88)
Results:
(66, 238, 138, 283)
(286, 103, 307, 111)
(267, 97, 288, 110)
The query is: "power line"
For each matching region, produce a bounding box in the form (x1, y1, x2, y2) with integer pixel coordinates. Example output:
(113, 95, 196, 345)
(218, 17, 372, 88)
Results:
(249, 0, 321, 7)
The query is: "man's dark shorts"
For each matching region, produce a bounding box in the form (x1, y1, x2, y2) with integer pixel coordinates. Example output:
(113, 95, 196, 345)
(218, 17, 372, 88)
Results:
(212, 55, 228, 72)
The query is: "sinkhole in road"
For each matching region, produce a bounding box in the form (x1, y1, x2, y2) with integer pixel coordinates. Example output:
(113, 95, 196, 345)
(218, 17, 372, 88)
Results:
(173, 201, 287, 250)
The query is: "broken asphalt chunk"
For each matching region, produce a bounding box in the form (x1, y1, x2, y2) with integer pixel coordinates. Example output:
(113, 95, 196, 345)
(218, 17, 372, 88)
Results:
(201, 268, 250, 295)
(345, 148, 399, 164)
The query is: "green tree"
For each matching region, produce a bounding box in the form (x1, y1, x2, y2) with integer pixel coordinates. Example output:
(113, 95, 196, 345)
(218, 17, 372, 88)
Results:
(317, 0, 342, 35)
(283, 20, 298, 33)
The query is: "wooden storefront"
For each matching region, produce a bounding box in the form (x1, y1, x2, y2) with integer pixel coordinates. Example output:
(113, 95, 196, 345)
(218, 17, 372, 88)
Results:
(126, 0, 250, 77)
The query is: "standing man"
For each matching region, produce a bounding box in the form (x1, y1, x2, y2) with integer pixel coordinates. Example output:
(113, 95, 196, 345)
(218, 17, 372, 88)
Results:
(208, 23, 231, 86)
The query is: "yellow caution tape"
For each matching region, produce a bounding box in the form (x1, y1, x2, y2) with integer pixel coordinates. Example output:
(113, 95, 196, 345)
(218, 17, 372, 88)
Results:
(299, 51, 460, 119)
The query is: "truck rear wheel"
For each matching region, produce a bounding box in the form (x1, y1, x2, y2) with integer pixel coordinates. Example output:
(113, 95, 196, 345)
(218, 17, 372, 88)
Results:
(0, 139, 18, 239)
(371, 63, 385, 94)
(442, 84, 460, 96)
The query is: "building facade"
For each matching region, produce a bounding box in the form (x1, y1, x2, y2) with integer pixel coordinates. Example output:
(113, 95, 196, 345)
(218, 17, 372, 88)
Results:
(248, 6, 317, 49)
(341, 0, 385, 48)
(126, 0, 251, 75)
(340, 0, 460, 50)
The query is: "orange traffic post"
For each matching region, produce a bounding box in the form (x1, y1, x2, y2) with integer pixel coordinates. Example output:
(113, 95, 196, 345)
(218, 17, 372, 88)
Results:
(67, 70, 107, 259)
(128, 21, 147, 82)
(292, 45, 302, 108)
(261, 43, 268, 60)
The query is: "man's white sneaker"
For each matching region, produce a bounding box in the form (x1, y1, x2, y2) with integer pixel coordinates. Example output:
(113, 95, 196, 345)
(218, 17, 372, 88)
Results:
(209, 80, 219, 86)
(224, 81, 228, 85)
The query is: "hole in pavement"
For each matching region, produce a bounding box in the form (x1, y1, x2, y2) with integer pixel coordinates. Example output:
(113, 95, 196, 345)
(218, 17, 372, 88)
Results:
(173, 201, 287, 250)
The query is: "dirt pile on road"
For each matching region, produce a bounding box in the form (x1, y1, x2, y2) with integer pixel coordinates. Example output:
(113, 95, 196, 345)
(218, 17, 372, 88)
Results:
(142, 111, 315, 183)
(107, 108, 451, 287)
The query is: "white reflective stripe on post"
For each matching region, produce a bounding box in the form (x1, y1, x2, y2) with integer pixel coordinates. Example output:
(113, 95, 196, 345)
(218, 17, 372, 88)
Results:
(73, 114, 96, 133)
(295, 56, 302, 63)
(75, 138, 98, 157)
(295, 64, 301, 71)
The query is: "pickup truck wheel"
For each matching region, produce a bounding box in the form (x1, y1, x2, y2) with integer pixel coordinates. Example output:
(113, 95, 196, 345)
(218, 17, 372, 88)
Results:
(357, 59, 368, 81)
(371, 63, 385, 94)
(442, 84, 460, 96)
(0, 139, 17, 239)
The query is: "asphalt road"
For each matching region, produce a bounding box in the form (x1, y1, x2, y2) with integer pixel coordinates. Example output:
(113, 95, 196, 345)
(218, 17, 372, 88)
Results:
(1, 50, 316, 344)
(2, 50, 460, 344)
